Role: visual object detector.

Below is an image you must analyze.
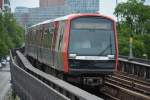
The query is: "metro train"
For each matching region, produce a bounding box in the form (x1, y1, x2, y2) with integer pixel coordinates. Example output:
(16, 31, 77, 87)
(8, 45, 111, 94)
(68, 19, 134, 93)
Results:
(25, 13, 118, 86)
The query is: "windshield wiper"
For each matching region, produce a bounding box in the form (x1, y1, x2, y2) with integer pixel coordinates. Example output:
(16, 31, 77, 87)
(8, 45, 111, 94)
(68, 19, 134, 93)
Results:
(98, 44, 112, 56)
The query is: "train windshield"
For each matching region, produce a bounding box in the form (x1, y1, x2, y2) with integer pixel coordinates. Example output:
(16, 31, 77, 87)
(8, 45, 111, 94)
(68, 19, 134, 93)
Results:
(69, 17, 116, 56)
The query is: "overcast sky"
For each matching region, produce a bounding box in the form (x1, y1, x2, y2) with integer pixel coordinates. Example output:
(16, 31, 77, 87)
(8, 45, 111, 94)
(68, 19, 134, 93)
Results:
(10, 0, 150, 20)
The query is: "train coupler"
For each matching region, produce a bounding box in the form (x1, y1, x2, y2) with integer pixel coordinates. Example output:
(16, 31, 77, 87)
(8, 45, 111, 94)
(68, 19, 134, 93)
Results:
(83, 77, 103, 86)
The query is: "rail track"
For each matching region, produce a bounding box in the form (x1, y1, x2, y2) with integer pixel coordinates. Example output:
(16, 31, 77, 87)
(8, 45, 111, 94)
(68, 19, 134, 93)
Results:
(25, 55, 150, 100)
(100, 74, 150, 100)
(12, 48, 150, 100)
(98, 57, 150, 100)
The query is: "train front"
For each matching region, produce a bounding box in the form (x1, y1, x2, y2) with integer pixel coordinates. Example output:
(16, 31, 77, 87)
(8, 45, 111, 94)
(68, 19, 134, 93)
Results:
(67, 14, 118, 85)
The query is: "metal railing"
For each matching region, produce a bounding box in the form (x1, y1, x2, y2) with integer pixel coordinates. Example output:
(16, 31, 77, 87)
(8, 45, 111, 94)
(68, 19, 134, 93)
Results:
(119, 55, 150, 65)
(10, 49, 103, 100)
(118, 57, 150, 81)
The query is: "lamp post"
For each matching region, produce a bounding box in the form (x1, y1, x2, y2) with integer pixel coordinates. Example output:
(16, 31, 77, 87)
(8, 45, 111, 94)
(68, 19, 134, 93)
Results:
(126, 16, 134, 60)
(129, 33, 134, 59)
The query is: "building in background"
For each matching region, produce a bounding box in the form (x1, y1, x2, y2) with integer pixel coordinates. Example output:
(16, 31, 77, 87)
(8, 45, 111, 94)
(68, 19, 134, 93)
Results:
(65, 0, 99, 13)
(0, 0, 2, 12)
(28, 6, 68, 26)
(40, 0, 65, 7)
(15, 7, 28, 13)
(39, 0, 99, 13)
(14, 0, 100, 27)
(14, 6, 68, 27)
(0, 0, 11, 12)
(3, 0, 11, 11)
(14, 7, 29, 27)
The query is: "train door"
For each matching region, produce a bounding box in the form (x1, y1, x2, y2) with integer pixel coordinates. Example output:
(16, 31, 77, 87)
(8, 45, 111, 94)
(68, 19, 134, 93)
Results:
(42, 24, 51, 65)
(51, 21, 59, 68)
(54, 21, 66, 71)
(37, 25, 44, 62)
(35, 27, 40, 61)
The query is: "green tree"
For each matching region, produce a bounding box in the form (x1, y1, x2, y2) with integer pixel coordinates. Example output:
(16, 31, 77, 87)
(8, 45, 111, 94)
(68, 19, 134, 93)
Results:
(142, 35, 150, 59)
(114, 0, 150, 59)
(0, 12, 24, 59)
(114, 0, 150, 34)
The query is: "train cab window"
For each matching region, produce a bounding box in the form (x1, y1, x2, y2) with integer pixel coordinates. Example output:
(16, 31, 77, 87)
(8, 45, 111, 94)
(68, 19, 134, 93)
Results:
(69, 17, 116, 56)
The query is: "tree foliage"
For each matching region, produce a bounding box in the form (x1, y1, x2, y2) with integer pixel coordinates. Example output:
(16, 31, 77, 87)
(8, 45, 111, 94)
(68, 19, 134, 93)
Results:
(0, 12, 24, 59)
(114, 0, 150, 34)
(114, 0, 150, 59)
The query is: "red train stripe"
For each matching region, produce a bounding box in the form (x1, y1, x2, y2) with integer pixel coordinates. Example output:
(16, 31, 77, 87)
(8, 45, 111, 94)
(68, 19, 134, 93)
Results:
(63, 20, 70, 73)
(114, 22, 118, 72)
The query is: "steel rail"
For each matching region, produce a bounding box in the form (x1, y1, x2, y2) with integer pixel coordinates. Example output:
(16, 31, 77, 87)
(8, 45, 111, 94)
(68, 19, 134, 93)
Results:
(104, 81, 150, 100)
(106, 75, 150, 95)
(101, 74, 150, 100)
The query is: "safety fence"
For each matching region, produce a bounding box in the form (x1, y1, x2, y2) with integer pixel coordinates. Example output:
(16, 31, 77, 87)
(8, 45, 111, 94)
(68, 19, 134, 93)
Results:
(10, 49, 103, 100)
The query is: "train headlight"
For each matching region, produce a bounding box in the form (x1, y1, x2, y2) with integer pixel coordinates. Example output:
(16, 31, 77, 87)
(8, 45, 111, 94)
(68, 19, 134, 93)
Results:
(108, 55, 115, 59)
(69, 54, 77, 59)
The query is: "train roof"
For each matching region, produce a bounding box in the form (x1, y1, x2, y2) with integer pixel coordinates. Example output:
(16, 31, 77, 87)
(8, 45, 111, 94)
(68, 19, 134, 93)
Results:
(29, 14, 76, 28)
(29, 13, 114, 29)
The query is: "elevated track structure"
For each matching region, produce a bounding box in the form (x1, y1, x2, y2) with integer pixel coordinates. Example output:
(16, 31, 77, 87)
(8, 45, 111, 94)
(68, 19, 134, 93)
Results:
(101, 57, 150, 100)
(10, 49, 103, 100)
(10, 48, 150, 100)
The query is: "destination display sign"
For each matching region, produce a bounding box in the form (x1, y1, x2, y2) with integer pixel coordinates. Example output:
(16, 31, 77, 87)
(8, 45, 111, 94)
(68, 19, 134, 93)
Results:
(73, 22, 112, 30)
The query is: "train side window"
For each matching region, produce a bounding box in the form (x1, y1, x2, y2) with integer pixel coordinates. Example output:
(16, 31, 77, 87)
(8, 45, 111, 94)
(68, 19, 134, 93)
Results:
(46, 23, 52, 48)
(30, 29, 33, 45)
(32, 28, 35, 45)
(52, 22, 59, 51)
(44, 24, 51, 48)
(42, 24, 50, 48)
(36, 29, 38, 46)
(33, 28, 36, 45)
(46, 25, 52, 48)
(36, 29, 40, 46)
(39, 27, 43, 47)
(30, 30, 32, 46)
(41, 26, 44, 47)
(28, 30, 30, 46)
(38, 29, 41, 46)
(29, 30, 31, 46)
(43, 26, 46, 48)
(35, 28, 38, 46)
(32, 29, 34, 45)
